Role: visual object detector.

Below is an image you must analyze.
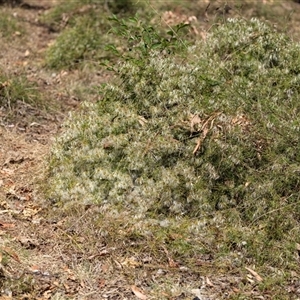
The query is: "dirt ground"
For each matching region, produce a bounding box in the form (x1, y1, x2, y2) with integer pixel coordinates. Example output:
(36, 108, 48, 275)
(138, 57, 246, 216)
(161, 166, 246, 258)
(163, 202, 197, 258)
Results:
(0, 1, 97, 298)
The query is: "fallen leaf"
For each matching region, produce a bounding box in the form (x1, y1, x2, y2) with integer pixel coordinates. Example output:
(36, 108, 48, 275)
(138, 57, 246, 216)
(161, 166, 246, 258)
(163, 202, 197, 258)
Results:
(98, 278, 106, 288)
(4, 156, 24, 165)
(22, 207, 41, 218)
(28, 265, 40, 274)
(193, 127, 209, 155)
(18, 237, 38, 249)
(246, 276, 255, 284)
(1, 246, 20, 263)
(190, 114, 201, 132)
(0, 201, 8, 210)
(131, 285, 147, 300)
(138, 116, 148, 126)
(206, 276, 214, 287)
(101, 263, 110, 273)
(63, 283, 70, 292)
(87, 249, 109, 260)
(122, 256, 141, 268)
(191, 288, 204, 298)
(245, 267, 263, 282)
(168, 257, 178, 268)
(0, 222, 15, 229)
(43, 289, 53, 299)
(291, 271, 299, 278)
(162, 246, 179, 268)
(1, 168, 14, 176)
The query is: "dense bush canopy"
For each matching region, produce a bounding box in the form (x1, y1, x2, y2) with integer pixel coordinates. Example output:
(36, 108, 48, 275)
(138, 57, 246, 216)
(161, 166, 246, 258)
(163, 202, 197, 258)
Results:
(48, 19, 300, 233)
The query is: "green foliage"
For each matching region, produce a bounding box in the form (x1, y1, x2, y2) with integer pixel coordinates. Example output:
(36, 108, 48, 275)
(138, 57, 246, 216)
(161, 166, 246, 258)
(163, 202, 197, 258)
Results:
(48, 18, 300, 273)
(43, 0, 142, 69)
(106, 14, 189, 62)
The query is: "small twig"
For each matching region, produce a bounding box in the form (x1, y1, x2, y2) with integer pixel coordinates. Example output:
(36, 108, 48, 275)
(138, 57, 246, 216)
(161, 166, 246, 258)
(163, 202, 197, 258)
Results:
(143, 131, 159, 156)
(193, 127, 209, 155)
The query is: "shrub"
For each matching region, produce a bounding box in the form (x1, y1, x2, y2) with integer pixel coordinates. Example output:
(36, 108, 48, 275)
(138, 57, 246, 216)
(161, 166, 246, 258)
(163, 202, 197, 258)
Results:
(45, 14, 106, 69)
(48, 18, 300, 237)
(43, 0, 141, 69)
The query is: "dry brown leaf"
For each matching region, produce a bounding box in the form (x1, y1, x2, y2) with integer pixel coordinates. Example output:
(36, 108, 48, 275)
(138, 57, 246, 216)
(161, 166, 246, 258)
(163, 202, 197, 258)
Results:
(24, 50, 30, 57)
(162, 246, 178, 268)
(63, 282, 70, 292)
(291, 271, 299, 278)
(191, 289, 204, 298)
(190, 114, 201, 132)
(0, 201, 8, 210)
(122, 257, 141, 268)
(22, 207, 41, 218)
(98, 278, 106, 288)
(206, 276, 214, 287)
(87, 249, 109, 260)
(131, 285, 147, 300)
(202, 126, 209, 139)
(103, 141, 113, 149)
(193, 127, 209, 155)
(138, 116, 148, 126)
(1, 246, 20, 263)
(245, 267, 263, 282)
(168, 257, 178, 268)
(101, 263, 110, 273)
(0, 222, 15, 229)
(43, 289, 53, 299)
(246, 276, 255, 284)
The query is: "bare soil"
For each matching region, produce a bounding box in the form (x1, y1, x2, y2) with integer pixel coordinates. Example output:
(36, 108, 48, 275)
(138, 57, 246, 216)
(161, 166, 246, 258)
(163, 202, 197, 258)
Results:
(0, 1, 100, 298)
